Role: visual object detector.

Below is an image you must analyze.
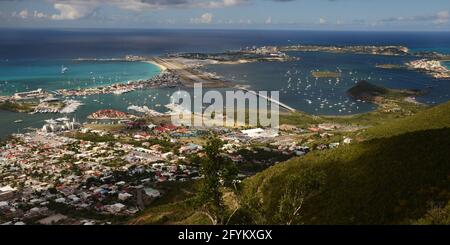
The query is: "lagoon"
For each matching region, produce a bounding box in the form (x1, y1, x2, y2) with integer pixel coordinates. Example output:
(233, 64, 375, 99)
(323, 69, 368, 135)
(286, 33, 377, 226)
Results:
(0, 60, 160, 96)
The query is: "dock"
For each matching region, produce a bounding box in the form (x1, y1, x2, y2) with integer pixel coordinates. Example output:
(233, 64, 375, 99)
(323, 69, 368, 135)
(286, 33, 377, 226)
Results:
(236, 86, 296, 112)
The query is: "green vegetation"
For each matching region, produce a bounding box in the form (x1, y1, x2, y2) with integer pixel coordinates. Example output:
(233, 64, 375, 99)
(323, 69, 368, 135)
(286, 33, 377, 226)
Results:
(347, 80, 420, 102)
(280, 111, 324, 128)
(238, 102, 450, 224)
(130, 199, 212, 225)
(311, 71, 340, 78)
(240, 128, 450, 224)
(414, 201, 450, 225)
(195, 136, 238, 225)
(347, 80, 389, 100)
(0, 101, 36, 113)
(69, 132, 116, 142)
(236, 148, 293, 173)
(376, 64, 405, 69)
(132, 102, 450, 225)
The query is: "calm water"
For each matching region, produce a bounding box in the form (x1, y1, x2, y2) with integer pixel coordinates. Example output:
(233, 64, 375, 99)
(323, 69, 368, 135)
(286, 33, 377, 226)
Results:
(0, 60, 160, 95)
(1, 29, 450, 139)
(203, 52, 450, 114)
(445, 61, 450, 69)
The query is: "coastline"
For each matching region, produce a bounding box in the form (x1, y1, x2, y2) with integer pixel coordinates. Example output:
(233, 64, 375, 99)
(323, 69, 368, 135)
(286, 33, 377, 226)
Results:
(406, 59, 450, 79)
(145, 60, 167, 72)
(148, 57, 233, 88)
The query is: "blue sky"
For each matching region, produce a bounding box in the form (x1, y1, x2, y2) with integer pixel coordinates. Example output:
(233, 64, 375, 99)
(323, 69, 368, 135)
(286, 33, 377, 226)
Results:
(0, 0, 449, 31)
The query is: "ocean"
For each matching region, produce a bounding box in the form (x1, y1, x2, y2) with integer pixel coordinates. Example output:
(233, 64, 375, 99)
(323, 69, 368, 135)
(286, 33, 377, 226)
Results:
(1, 29, 450, 139)
(0, 59, 160, 95)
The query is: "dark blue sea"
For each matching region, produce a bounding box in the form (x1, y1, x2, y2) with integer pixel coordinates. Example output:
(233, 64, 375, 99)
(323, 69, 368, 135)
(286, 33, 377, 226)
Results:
(2, 29, 450, 59)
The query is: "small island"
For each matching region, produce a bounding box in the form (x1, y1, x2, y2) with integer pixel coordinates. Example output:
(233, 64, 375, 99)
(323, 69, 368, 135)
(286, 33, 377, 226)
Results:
(311, 70, 341, 78)
(280, 45, 410, 56)
(376, 64, 405, 69)
(171, 46, 298, 64)
(0, 101, 36, 113)
(347, 80, 422, 104)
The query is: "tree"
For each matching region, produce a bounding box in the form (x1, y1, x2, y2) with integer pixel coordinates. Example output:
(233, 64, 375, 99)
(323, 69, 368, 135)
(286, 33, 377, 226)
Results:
(414, 201, 450, 225)
(196, 136, 238, 225)
(275, 166, 326, 225)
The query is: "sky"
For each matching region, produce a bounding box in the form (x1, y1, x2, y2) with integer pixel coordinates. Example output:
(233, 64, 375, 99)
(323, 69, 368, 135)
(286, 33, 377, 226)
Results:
(0, 0, 449, 31)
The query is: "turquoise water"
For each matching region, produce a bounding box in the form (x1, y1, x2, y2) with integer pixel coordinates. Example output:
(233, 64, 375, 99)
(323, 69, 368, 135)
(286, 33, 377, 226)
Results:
(0, 60, 160, 95)
(0, 60, 163, 139)
(0, 88, 175, 138)
(444, 61, 450, 69)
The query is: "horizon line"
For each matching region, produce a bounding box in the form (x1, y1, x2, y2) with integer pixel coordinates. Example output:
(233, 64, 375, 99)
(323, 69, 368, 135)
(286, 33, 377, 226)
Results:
(1, 26, 450, 33)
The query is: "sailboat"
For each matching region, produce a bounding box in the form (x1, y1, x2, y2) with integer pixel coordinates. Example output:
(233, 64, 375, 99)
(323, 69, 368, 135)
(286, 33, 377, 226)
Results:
(61, 65, 69, 74)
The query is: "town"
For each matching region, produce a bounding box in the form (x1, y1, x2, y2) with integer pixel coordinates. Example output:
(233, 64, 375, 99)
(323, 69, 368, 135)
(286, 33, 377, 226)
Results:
(0, 106, 357, 225)
(406, 59, 450, 79)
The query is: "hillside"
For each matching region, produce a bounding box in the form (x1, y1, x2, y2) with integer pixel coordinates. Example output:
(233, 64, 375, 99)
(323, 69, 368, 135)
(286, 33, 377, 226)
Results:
(360, 101, 450, 139)
(347, 80, 389, 101)
(131, 102, 450, 225)
(346, 80, 420, 102)
(239, 101, 450, 224)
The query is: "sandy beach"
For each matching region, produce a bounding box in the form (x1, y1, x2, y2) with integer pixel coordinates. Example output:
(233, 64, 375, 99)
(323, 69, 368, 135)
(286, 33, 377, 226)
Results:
(145, 60, 167, 72)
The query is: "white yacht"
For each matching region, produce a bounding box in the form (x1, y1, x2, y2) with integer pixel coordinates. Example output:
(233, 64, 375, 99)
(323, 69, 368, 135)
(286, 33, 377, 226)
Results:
(61, 65, 69, 74)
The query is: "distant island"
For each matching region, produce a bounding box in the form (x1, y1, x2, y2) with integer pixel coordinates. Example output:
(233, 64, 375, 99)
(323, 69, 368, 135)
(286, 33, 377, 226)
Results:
(280, 45, 410, 56)
(375, 64, 405, 69)
(406, 59, 450, 79)
(347, 80, 422, 108)
(311, 70, 341, 78)
(169, 46, 298, 64)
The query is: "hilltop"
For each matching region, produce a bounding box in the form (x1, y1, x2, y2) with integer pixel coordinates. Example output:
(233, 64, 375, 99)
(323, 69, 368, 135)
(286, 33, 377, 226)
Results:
(346, 80, 420, 103)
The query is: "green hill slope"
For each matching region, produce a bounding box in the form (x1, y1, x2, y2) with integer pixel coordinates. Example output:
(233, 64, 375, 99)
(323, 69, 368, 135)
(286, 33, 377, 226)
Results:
(361, 101, 450, 139)
(239, 102, 450, 225)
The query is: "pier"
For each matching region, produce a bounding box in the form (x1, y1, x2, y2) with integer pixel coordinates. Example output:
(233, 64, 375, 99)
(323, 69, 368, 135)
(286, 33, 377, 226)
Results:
(236, 86, 296, 112)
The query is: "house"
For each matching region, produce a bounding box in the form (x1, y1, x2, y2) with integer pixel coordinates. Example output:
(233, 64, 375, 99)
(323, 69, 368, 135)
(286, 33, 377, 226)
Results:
(106, 203, 126, 213)
(241, 128, 278, 139)
(0, 201, 9, 209)
(0, 186, 16, 201)
(144, 188, 161, 198)
(343, 137, 353, 144)
(179, 143, 203, 154)
(55, 197, 66, 203)
(118, 192, 133, 201)
(329, 142, 340, 149)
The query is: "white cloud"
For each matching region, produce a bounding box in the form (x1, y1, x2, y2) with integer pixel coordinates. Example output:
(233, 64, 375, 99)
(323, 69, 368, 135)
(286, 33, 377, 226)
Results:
(18, 9, 29, 19)
(202, 0, 247, 8)
(265, 16, 272, 24)
(381, 10, 450, 25)
(51, 3, 96, 20)
(190, 12, 213, 24)
(435, 10, 449, 24)
(33, 11, 48, 19)
(11, 9, 49, 20)
(319, 17, 326, 24)
(41, 0, 247, 21)
(238, 19, 252, 24)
